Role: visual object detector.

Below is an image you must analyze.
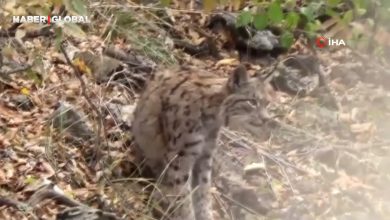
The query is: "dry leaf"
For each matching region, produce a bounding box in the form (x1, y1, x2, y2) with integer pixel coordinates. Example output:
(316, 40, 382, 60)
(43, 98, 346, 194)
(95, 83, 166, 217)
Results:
(350, 122, 375, 134)
(15, 29, 26, 41)
(20, 87, 30, 95)
(215, 58, 238, 67)
(73, 57, 92, 75)
(244, 162, 265, 175)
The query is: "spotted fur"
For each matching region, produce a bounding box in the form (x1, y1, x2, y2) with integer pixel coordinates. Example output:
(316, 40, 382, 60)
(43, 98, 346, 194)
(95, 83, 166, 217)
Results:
(132, 65, 268, 220)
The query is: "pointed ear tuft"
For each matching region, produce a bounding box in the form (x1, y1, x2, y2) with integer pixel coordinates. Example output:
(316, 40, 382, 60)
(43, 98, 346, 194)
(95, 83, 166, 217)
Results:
(227, 65, 249, 91)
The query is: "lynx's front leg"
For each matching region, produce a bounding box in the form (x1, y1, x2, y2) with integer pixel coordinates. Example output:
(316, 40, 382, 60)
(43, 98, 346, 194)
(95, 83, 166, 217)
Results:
(192, 140, 216, 220)
(159, 116, 207, 220)
(159, 150, 197, 220)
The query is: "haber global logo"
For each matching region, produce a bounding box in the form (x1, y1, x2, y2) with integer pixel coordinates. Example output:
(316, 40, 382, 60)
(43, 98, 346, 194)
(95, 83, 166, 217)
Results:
(12, 15, 90, 24)
(315, 36, 346, 48)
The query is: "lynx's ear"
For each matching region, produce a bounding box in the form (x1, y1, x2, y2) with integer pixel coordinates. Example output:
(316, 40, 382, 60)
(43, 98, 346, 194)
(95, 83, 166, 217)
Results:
(227, 65, 249, 91)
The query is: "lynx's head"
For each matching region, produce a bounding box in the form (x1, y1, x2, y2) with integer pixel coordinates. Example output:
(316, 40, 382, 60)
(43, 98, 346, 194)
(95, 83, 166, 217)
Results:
(222, 65, 274, 125)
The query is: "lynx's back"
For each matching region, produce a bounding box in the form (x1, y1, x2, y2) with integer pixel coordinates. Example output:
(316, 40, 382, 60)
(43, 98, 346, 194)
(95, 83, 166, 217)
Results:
(132, 65, 268, 220)
(133, 67, 228, 162)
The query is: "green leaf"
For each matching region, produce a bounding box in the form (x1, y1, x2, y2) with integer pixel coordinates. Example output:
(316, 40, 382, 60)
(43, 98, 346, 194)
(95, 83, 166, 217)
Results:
(116, 12, 136, 27)
(311, 2, 324, 11)
(54, 27, 63, 51)
(354, 0, 368, 10)
(267, 2, 284, 24)
(64, 0, 87, 16)
(325, 8, 338, 17)
(356, 8, 366, 16)
(236, 11, 253, 27)
(284, 0, 296, 11)
(327, 0, 341, 7)
(285, 12, 300, 29)
(300, 6, 315, 21)
(72, 0, 87, 16)
(28, 5, 51, 16)
(26, 69, 42, 85)
(253, 13, 268, 30)
(301, 2, 323, 21)
(342, 9, 353, 24)
(366, 18, 374, 27)
(280, 31, 294, 48)
(25, 175, 38, 185)
(62, 23, 86, 39)
(305, 20, 321, 36)
(160, 0, 171, 6)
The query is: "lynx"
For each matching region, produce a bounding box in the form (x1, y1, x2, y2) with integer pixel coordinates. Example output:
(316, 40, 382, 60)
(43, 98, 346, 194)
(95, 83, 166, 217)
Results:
(132, 65, 269, 220)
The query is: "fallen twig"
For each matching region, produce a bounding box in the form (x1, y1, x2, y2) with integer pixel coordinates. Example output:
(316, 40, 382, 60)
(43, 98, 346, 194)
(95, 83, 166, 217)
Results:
(0, 182, 122, 220)
(59, 42, 105, 167)
(103, 45, 155, 73)
(0, 64, 32, 75)
(0, 26, 54, 39)
(27, 183, 83, 207)
(220, 127, 308, 175)
(0, 197, 29, 210)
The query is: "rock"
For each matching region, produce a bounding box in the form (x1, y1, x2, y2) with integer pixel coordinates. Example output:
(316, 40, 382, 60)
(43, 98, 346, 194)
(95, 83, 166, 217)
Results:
(48, 102, 94, 141)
